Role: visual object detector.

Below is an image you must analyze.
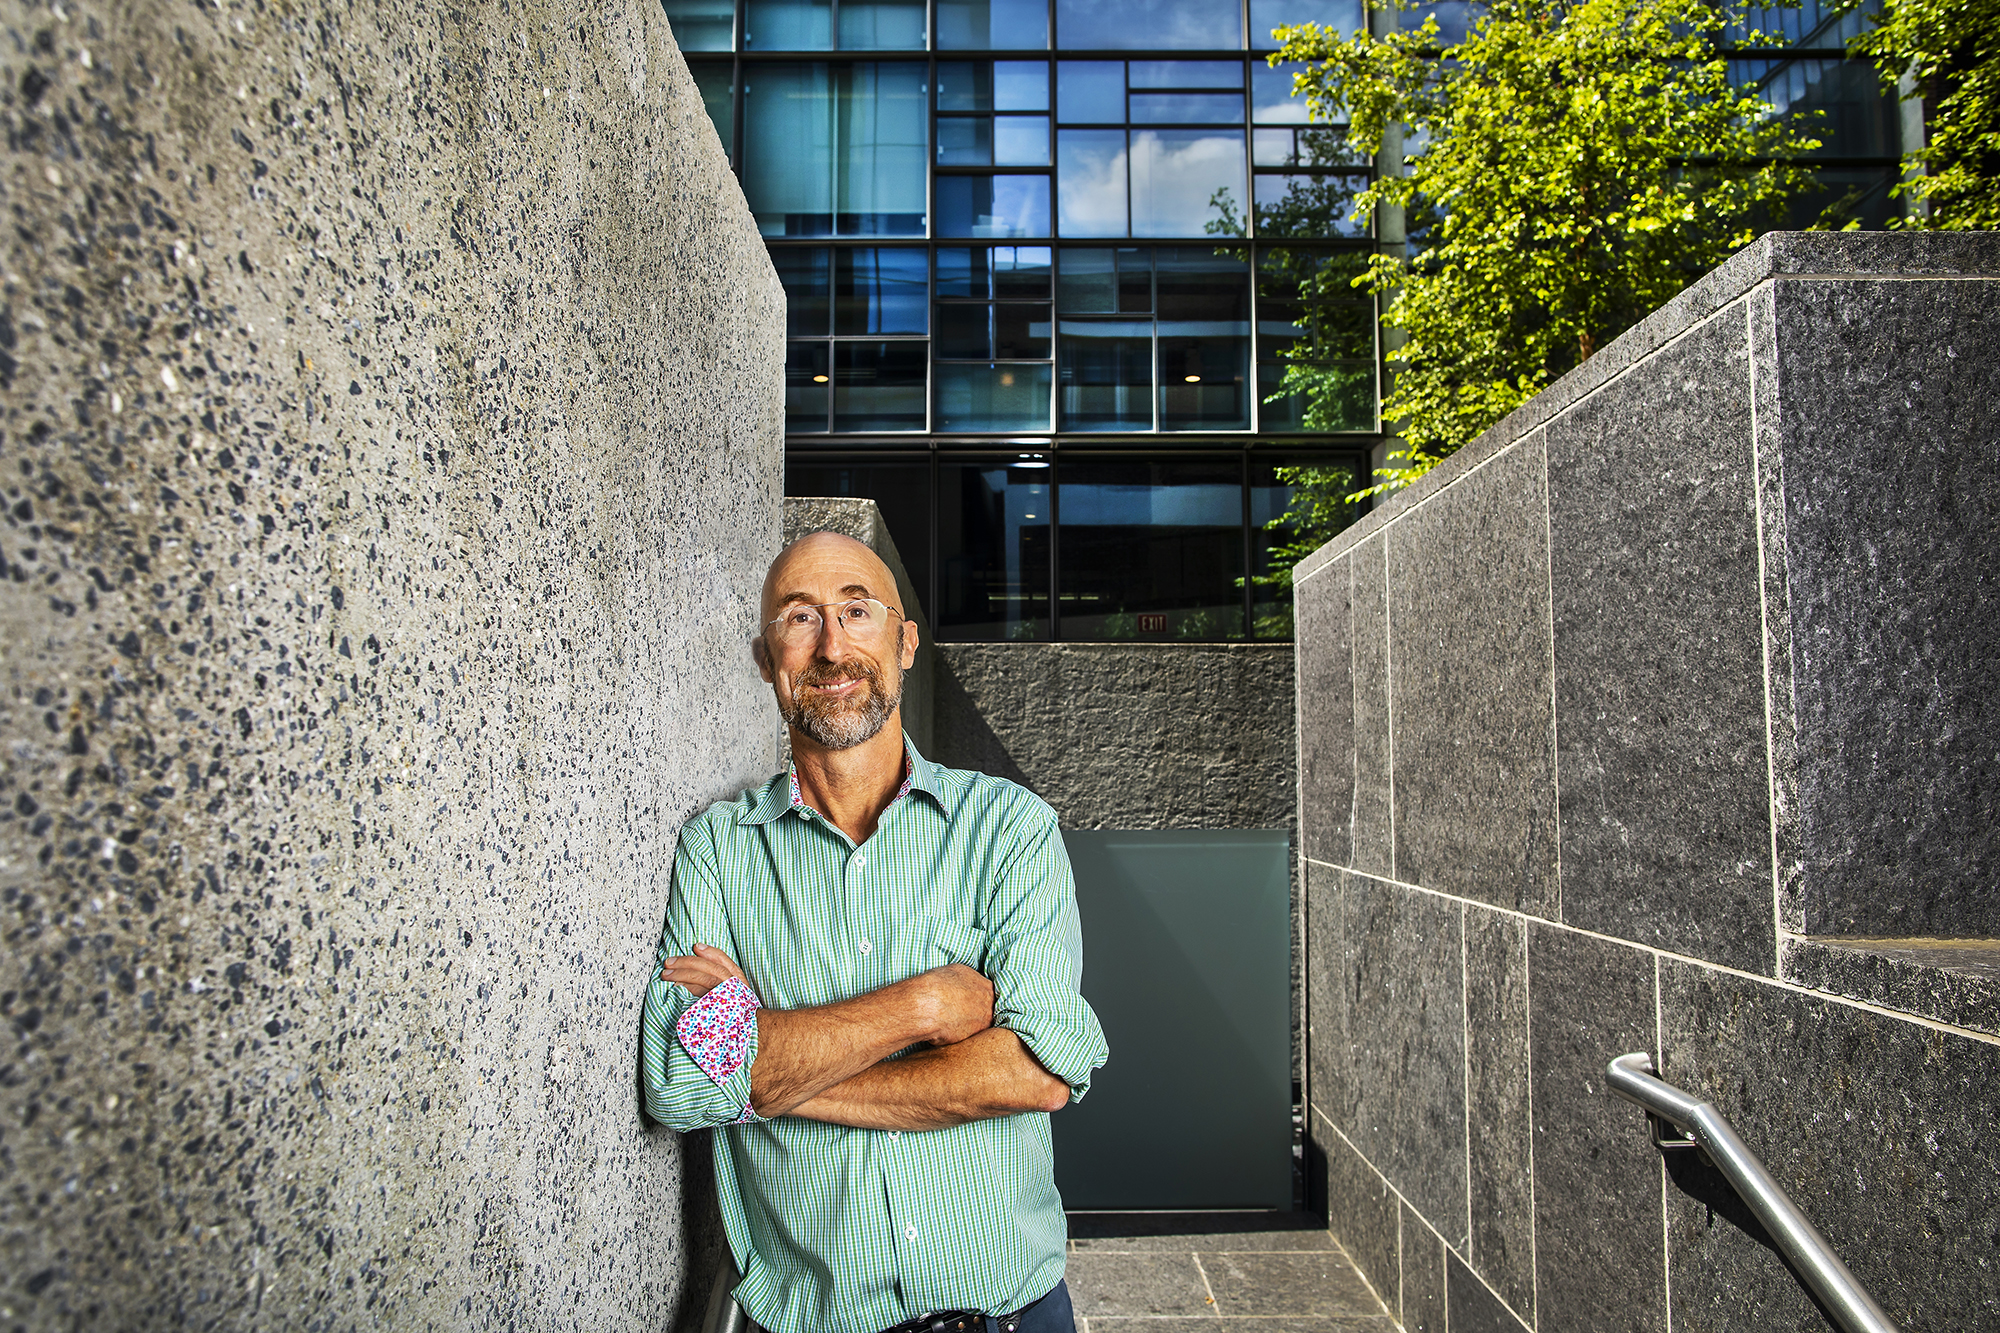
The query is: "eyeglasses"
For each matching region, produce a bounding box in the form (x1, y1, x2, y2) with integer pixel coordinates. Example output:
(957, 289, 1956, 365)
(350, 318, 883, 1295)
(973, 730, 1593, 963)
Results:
(764, 598, 904, 648)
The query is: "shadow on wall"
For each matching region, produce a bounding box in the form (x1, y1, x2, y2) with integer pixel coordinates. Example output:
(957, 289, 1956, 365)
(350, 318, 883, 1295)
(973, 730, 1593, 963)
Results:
(932, 656, 1033, 788)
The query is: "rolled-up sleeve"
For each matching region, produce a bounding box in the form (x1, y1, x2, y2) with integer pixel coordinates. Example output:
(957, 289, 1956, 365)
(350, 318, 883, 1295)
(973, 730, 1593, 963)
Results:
(984, 798, 1109, 1103)
(639, 821, 767, 1130)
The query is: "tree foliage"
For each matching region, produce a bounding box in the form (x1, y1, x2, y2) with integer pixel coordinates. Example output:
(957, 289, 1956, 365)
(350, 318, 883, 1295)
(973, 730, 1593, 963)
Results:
(1853, 0, 2000, 228)
(1272, 0, 1821, 493)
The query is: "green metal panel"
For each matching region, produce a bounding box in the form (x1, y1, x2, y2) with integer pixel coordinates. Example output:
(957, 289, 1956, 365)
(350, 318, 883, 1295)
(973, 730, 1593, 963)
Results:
(1053, 829, 1292, 1209)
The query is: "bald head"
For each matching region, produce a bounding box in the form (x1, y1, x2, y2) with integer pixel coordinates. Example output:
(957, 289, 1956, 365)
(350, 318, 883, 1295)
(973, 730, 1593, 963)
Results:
(760, 531, 903, 625)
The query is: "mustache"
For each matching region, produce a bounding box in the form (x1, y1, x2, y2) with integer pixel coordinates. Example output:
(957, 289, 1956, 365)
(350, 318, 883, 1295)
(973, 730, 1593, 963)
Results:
(796, 660, 879, 690)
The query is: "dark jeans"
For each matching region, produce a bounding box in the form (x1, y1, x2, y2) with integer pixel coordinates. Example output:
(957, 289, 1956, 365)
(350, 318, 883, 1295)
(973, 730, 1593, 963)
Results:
(991, 1280, 1074, 1333)
(751, 1282, 1076, 1333)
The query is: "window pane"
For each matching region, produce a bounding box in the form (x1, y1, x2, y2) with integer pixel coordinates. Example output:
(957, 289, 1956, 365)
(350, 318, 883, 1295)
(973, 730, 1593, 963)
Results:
(1250, 0, 1364, 48)
(994, 245, 1054, 296)
(1729, 0, 1874, 48)
(1058, 248, 1117, 312)
(688, 61, 737, 164)
(1258, 360, 1374, 430)
(840, 0, 927, 49)
(995, 116, 1052, 165)
(938, 0, 1051, 49)
(939, 116, 995, 165)
(1056, 0, 1243, 50)
(743, 64, 835, 235)
(773, 247, 832, 335)
(1157, 247, 1249, 430)
(995, 63, 1051, 111)
(935, 363, 1055, 431)
(664, 0, 737, 49)
(1128, 61, 1242, 88)
(1059, 320, 1154, 430)
(1058, 461, 1245, 641)
(1251, 64, 1310, 123)
(1057, 130, 1129, 237)
(1247, 457, 1364, 638)
(936, 304, 993, 357)
(1733, 57, 1898, 159)
(1129, 93, 1244, 125)
(786, 341, 831, 431)
(1256, 249, 1371, 353)
(834, 342, 928, 430)
(995, 303, 1053, 358)
(783, 461, 934, 621)
(936, 246, 986, 297)
(937, 175, 1052, 237)
(938, 462, 1051, 641)
(1254, 126, 1363, 167)
(835, 249, 928, 334)
(1399, 0, 1474, 45)
(746, 0, 832, 49)
(938, 62, 995, 112)
(1117, 246, 1152, 312)
(1057, 62, 1125, 123)
(1131, 130, 1246, 237)
(1254, 173, 1369, 237)
(837, 64, 929, 234)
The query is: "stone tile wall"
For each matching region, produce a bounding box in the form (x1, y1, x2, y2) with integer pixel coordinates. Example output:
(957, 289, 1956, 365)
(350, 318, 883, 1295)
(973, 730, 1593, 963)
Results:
(0, 0, 783, 1326)
(1293, 233, 2000, 1333)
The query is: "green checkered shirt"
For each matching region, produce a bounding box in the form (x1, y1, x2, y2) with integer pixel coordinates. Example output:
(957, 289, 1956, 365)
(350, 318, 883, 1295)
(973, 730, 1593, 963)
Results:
(640, 737, 1109, 1333)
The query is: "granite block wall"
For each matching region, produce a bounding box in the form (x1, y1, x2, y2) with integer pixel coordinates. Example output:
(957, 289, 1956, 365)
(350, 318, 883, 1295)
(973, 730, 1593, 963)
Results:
(1293, 233, 2000, 1333)
(0, 0, 784, 1327)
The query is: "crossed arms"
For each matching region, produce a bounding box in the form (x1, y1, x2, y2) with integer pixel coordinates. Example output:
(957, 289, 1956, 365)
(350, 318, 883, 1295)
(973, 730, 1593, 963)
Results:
(661, 943, 1070, 1130)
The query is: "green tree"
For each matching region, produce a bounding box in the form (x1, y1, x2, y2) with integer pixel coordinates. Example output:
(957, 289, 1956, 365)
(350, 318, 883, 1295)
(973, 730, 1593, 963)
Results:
(1271, 0, 1822, 494)
(1853, 0, 2000, 228)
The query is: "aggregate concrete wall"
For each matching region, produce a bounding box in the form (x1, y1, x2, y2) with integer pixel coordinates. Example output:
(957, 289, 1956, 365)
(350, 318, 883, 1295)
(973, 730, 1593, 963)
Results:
(1294, 232, 2000, 1332)
(932, 643, 1295, 832)
(0, 0, 784, 1327)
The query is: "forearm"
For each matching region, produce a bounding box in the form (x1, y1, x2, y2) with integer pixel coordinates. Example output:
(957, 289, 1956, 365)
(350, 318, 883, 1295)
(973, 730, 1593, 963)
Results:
(749, 988, 938, 1118)
(788, 1028, 1070, 1131)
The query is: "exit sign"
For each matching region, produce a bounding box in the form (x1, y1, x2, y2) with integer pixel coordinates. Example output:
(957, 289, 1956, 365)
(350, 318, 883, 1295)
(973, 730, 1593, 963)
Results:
(1137, 613, 1168, 633)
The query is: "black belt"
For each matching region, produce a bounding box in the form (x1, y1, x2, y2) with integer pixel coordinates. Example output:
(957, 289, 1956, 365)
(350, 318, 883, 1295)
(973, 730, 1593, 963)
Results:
(880, 1285, 1051, 1333)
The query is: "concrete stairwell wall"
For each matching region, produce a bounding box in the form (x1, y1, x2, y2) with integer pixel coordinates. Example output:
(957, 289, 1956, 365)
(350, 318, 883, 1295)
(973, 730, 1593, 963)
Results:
(0, 0, 783, 1327)
(1292, 233, 2000, 1333)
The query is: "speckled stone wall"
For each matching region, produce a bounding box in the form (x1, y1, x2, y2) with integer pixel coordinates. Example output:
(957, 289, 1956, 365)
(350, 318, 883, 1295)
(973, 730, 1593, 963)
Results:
(932, 643, 1295, 832)
(1293, 233, 2000, 1333)
(0, 0, 783, 1327)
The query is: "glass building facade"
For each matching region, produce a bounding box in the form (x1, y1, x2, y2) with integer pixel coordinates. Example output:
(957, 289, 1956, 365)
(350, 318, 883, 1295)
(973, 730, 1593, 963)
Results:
(670, 0, 1898, 641)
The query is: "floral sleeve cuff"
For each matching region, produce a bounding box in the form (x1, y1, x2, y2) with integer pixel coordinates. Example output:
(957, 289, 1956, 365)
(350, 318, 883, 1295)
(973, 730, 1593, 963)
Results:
(675, 975, 763, 1089)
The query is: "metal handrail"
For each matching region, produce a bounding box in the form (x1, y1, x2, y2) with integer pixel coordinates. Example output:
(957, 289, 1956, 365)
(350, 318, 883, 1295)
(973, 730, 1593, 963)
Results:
(700, 1255, 747, 1333)
(1606, 1053, 1903, 1333)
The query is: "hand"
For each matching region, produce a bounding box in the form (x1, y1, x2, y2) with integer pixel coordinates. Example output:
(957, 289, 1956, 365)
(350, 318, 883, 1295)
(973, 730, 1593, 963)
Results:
(915, 963, 996, 1046)
(661, 943, 748, 999)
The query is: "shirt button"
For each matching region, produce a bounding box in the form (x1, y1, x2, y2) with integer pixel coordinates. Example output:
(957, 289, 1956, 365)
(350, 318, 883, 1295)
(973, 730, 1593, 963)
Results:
(858, 939, 873, 955)
(853, 853, 867, 871)
(904, 1224, 919, 1242)
(888, 1130, 901, 1140)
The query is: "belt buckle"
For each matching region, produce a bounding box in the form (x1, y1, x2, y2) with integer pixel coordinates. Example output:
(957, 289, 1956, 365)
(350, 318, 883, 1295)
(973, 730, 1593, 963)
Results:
(915, 1312, 978, 1333)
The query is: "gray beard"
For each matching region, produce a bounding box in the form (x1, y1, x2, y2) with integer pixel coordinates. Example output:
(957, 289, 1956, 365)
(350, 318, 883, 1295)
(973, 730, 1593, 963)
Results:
(781, 660, 904, 751)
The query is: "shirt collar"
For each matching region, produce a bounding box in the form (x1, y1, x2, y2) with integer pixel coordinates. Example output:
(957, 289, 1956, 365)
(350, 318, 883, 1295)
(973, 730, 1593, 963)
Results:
(739, 733, 948, 825)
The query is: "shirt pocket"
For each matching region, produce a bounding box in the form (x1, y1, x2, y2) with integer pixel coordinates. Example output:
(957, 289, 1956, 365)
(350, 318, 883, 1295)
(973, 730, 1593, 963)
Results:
(929, 920, 990, 972)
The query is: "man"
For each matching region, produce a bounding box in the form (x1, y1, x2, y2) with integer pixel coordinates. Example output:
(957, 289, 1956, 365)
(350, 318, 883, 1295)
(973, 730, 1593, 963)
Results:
(640, 531, 1108, 1333)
